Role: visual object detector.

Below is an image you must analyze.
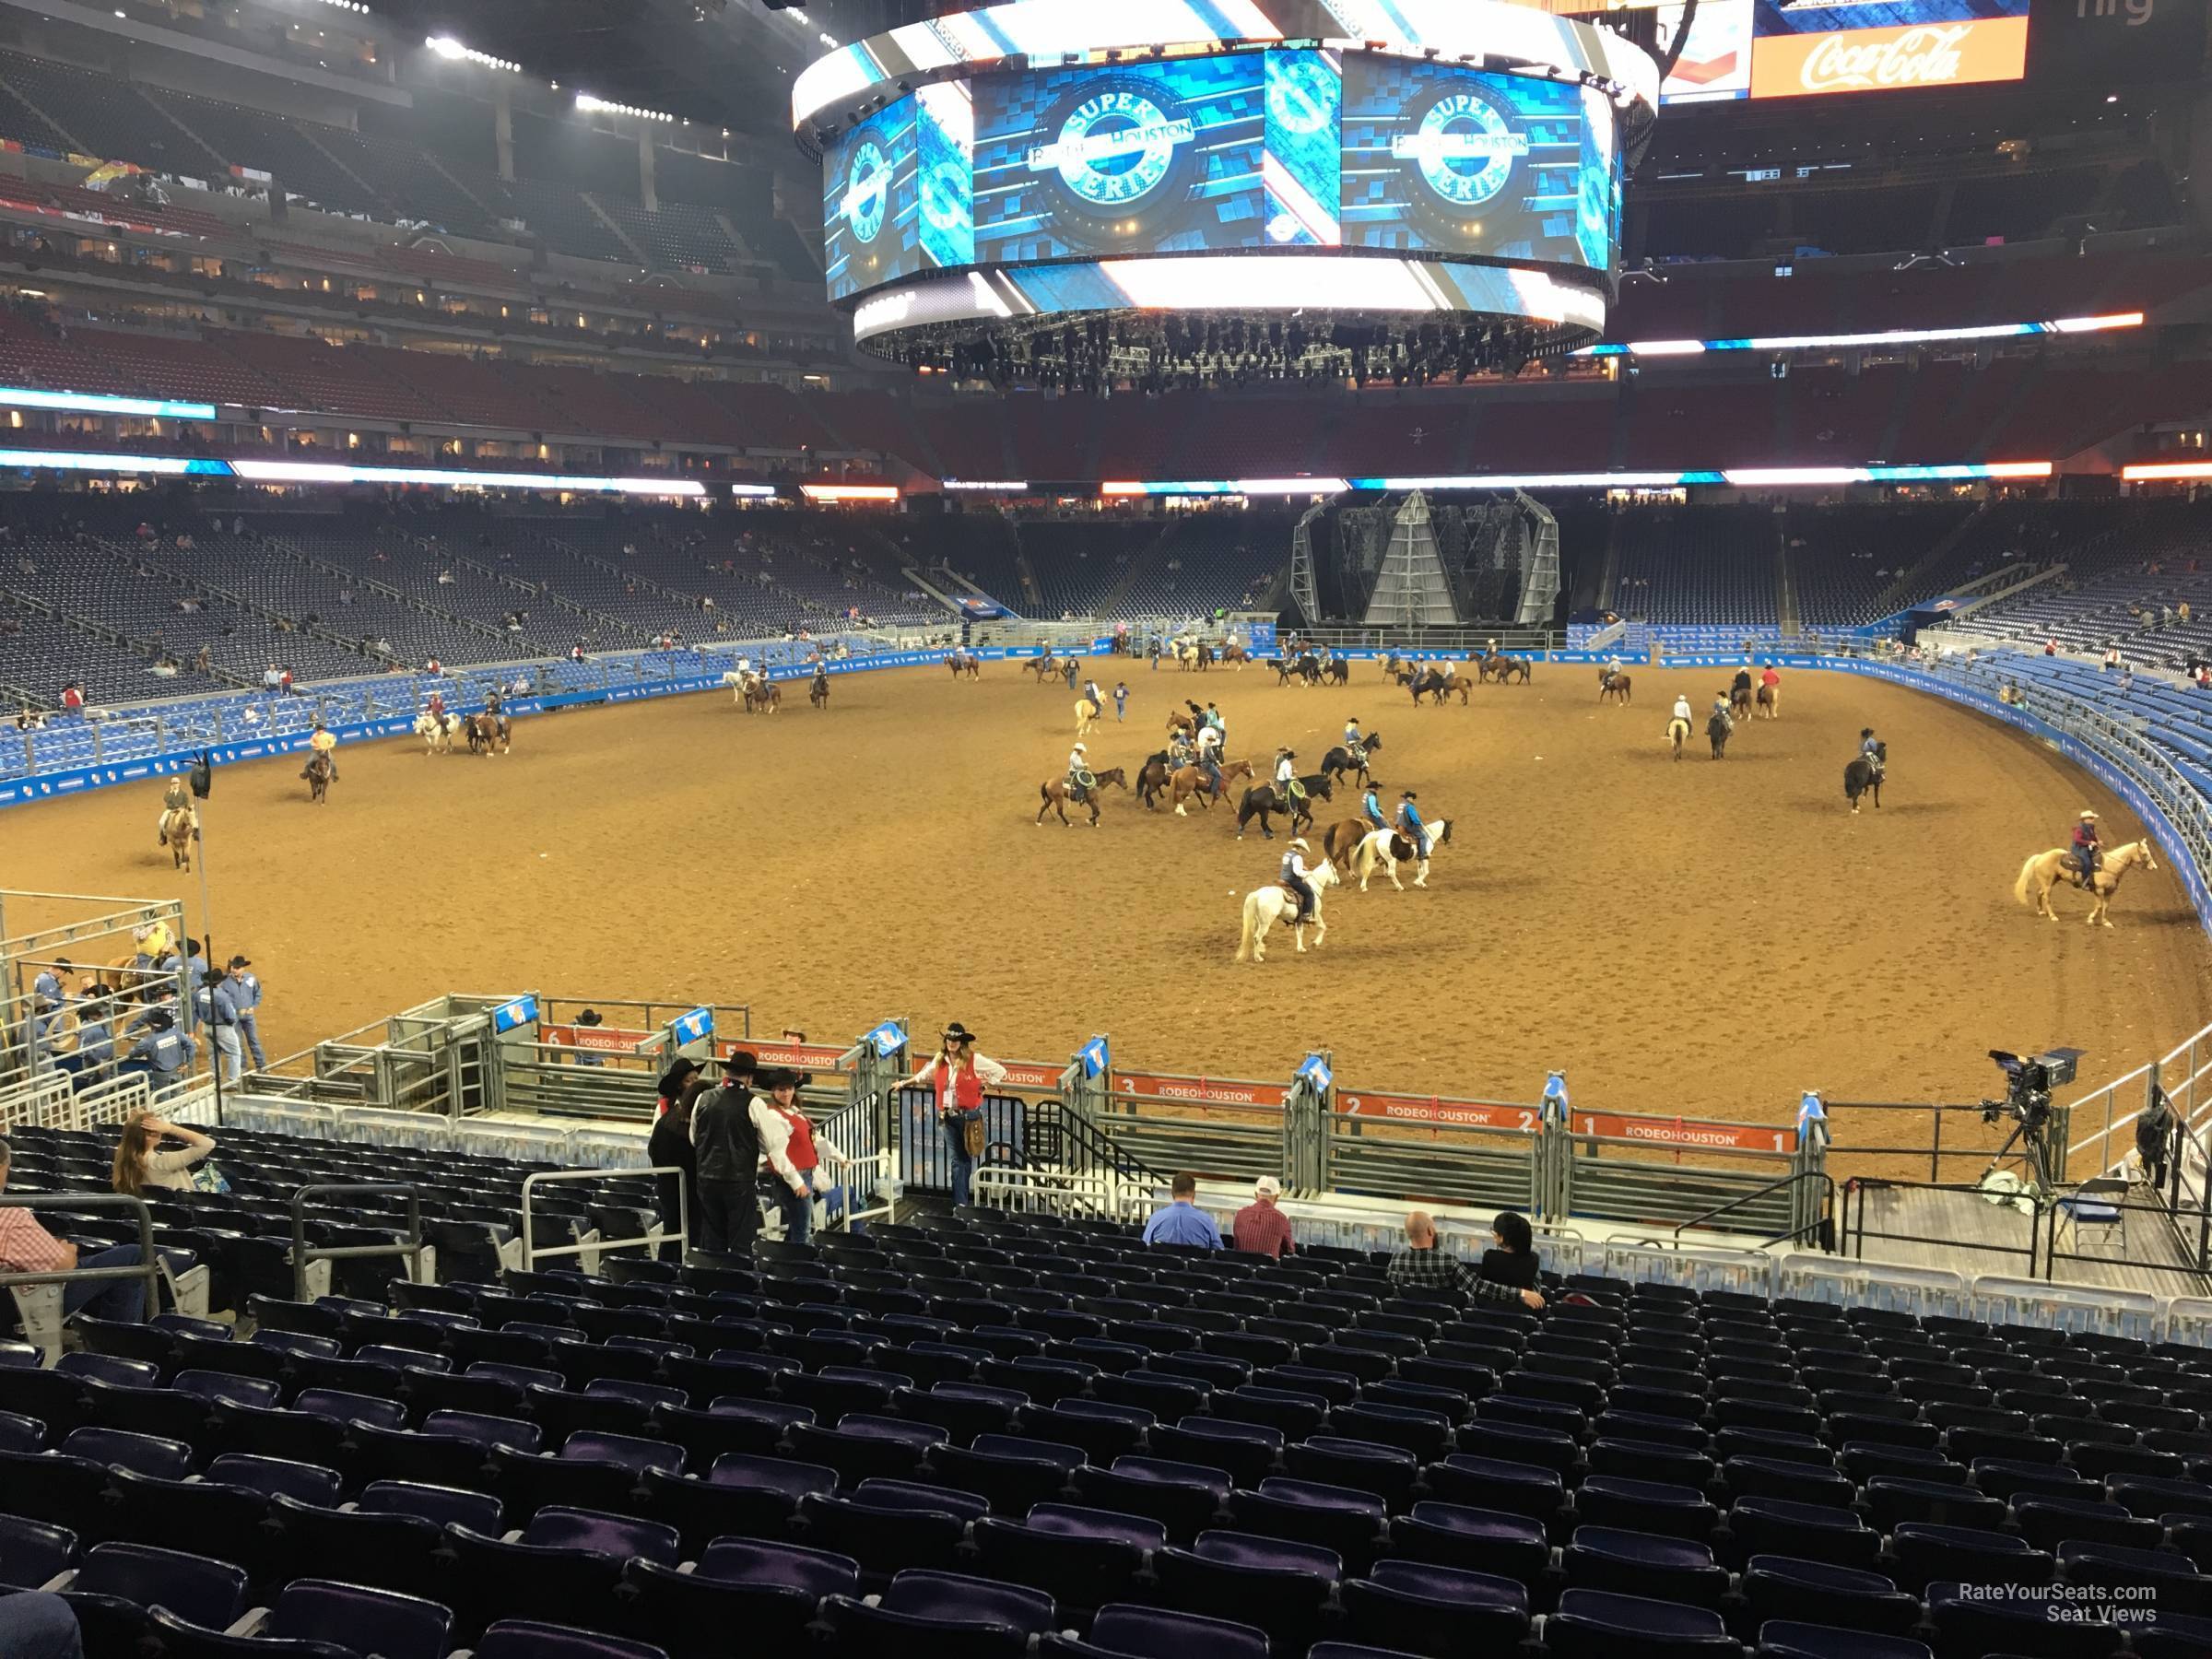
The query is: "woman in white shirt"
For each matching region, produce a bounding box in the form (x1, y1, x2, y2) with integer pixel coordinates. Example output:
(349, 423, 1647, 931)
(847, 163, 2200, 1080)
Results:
(111, 1110, 216, 1195)
(748, 1070, 842, 1245)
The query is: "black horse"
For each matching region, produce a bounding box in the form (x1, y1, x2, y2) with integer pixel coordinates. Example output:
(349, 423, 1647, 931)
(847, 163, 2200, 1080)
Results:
(1235, 773, 1334, 841)
(1706, 710, 1733, 760)
(1845, 740, 1888, 813)
(1403, 669, 1448, 706)
(1324, 657, 1350, 686)
(1321, 732, 1383, 786)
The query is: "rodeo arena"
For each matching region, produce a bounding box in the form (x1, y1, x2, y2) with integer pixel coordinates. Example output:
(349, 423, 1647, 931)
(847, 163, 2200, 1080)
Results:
(8, 5, 2212, 1659)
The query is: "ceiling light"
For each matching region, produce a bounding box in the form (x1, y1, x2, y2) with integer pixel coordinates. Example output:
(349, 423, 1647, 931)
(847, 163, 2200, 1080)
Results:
(426, 36, 521, 72)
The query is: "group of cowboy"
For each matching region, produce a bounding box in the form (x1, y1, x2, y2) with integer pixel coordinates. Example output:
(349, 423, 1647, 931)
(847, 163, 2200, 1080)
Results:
(1276, 716, 1430, 925)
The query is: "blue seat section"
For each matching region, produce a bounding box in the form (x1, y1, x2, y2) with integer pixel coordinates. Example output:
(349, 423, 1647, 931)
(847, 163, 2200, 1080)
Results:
(5, 1199, 2212, 1651)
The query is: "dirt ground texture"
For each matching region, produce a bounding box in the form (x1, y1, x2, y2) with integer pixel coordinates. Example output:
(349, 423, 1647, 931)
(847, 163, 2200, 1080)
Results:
(2, 661, 2206, 1159)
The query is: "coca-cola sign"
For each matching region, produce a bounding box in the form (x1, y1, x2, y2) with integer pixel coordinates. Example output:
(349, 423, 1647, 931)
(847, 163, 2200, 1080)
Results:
(1751, 16, 2029, 98)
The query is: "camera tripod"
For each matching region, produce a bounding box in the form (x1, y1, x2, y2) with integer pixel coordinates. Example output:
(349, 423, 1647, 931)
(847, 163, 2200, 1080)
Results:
(1983, 1109, 2061, 1196)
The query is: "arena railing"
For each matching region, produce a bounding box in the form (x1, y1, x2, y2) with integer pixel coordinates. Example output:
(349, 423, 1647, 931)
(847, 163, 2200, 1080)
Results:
(1322, 1085, 1546, 1216)
(289, 1182, 425, 1300)
(0, 1191, 166, 1362)
(519, 1167, 684, 1274)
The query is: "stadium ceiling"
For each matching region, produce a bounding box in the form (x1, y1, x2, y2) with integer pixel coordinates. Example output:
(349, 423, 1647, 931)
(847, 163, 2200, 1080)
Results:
(370, 0, 834, 135)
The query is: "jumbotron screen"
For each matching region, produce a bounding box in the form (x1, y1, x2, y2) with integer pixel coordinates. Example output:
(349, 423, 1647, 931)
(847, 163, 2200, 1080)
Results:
(822, 48, 1623, 304)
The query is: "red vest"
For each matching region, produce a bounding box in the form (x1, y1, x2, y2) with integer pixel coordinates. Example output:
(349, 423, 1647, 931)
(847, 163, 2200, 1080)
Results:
(777, 1105, 818, 1171)
(933, 1059, 984, 1112)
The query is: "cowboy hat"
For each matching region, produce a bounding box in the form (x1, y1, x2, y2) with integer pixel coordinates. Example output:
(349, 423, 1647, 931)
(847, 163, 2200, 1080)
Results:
(2080, 810, 2100, 820)
(1288, 838, 1310, 850)
(943, 1022, 978, 1044)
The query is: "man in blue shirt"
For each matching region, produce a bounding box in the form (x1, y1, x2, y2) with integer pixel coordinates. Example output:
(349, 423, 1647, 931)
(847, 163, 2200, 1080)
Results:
(159, 941, 206, 1037)
(30, 959, 67, 1013)
(197, 963, 245, 1085)
(228, 956, 267, 1069)
(1141, 1172, 1222, 1250)
(120, 1010, 193, 1098)
(58, 994, 113, 1088)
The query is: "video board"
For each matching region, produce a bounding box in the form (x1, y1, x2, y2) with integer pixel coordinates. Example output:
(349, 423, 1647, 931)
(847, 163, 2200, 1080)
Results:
(1652, 0, 2033, 104)
(821, 47, 1625, 303)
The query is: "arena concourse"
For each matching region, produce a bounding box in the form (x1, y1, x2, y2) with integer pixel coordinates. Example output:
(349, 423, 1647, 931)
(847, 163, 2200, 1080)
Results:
(2, 2, 2212, 1656)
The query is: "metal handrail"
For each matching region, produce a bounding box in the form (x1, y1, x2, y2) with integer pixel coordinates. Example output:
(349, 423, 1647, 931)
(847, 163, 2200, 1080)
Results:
(0, 1191, 163, 1317)
(1672, 1170, 1837, 1248)
(289, 1182, 425, 1300)
(521, 1165, 687, 1271)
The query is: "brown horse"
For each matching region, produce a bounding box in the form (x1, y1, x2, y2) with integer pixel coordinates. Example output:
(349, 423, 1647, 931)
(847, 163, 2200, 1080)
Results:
(304, 749, 334, 804)
(465, 712, 512, 754)
(1166, 711, 1197, 741)
(1599, 670, 1632, 706)
(1027, 654, 1061, 684)
(742, 677, 781, 714)
(1221, 644, 1250, 670)
(1479, 653, 1531, 685)
(1323, 818, 1374, 869)
(1730, 684, 1755, 723)
(158, 806, 195, 870)
(1756, 682, 1780, 719)
(2014, 839, 2158, 927)
(1037, 767, 1127, 828)
(810, 675, 830, 710)
(1171, 758, 1252, 816)
(947, 653, 980, 680)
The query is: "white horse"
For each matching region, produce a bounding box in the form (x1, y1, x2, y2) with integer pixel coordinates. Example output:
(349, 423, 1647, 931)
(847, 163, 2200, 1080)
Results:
(1355, 818, 1453, 891)
(414, 711, 463, 755)
(1236, 857, 1341, 963)
(723, 668, 752, 705)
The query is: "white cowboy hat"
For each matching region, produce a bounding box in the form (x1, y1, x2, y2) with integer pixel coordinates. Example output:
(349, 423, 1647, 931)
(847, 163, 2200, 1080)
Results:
(1072, 743, 1087, 751)
(1288, 838, 1310, 851)
(2080, 810, 2099, 820)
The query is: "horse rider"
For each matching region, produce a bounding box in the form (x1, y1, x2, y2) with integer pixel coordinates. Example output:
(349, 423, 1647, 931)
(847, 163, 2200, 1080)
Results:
(2072, 810, 2102, 888)
(160, 774, 198, 835)
(1083, 676, 1102, 711)
(427, 688, 447, 724)
(484, 687, 502, 719)
(1396, 790, 1431, 860)
(1279, 838, 1318, 923)
(1733, 665, 1753, 700)
(300, 719, 338, 782)
(1760, 661, 1781, 696)
(1203, 701, 1224, 747)
(1273, 747, 1305, 808)
(1361, 779, 1388, 833)
(1194, 719, 1224, 797)
(1858, 727, 1883, 777)
(813, 663, 830, 700)
(1343, 715, 1366, 766)
(1065, 741, 1091, 805)
(1605, 654, 1623, 688)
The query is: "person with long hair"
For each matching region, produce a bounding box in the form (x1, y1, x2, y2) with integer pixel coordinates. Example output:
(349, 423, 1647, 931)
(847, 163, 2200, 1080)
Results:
(649, 1075, 706, 1261)
(1480, 1210, 1541, 1291)
(111, 1109, 215, 1196)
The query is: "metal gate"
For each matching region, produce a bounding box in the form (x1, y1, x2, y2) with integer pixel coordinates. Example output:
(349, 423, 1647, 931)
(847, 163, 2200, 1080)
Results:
(1554, 1105, 1822, 1241)
(1091, 1064, 1293, 1185)
(1325, 1082, 1546, 1213)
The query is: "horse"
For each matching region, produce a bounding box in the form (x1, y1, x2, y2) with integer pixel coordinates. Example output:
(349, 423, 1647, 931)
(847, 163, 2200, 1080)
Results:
(724, 669, 762, 707)
(1168, 758, 1251, 816)
(1599, 670, 1632, 706)
(1324, 657, 1349, 686)
(1355, 818, 1453, 891)
(1221, 643, 1250, 670)
(947, 652, 980, 680)
(1844, 741, 1887, 813)
(1756, 681, 1780, 720)
(1667, 715, 1691, 761)
(1323, 818, 1372, 869)
(1730, 684, 1755, 723)
(1037, 767, 1127, 828)
(745, 678, 782, 715)
(1074, 697, 1102, 737)
(810, 675, 830, 711)
(465, 713, 511, 755)
(158, 806, 195, 870)
(1707, 709, 1734, 760)
(303, 749, 334, 804)
(1382, 654, 1408, 682)
(1236, 856, 1341, 962)
(1320, 733, 1382, 787)
(1404, 669, 1457, 707)
(414, 710, 462, 755)
(1235, 773, 1333, 841)
(2014, 838, 2157, 928)
(1027, 654, 1060, 684)
(1480, 653, 1532, 685)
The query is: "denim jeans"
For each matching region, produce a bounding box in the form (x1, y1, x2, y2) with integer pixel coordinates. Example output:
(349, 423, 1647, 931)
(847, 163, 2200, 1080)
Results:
(209, 1024, 243, 1084)
(0, 1593, 82, 1659)
(237, 1009, 266, 1068)
(64, 1244, 152, 1323)
(944, 1110, 982, 1206)
(776, 1181, 814, 1246)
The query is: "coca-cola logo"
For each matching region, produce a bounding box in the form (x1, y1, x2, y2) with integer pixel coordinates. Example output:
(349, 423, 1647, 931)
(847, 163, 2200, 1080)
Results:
(1799, 23, 1971, 91)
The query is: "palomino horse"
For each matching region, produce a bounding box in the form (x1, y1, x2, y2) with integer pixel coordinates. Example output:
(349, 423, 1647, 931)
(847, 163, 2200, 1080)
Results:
(1667, 715, 1692, 761)
(1236, 773, 1333, 841)
(304, 749, 334, 804)
(158, 806, 195, 870)
(1236, 856, 1341, 962)
(1599, 670, 1632, 705)
(1844, 741, 1887, 813)
(414, 710, 463, 754)
(1176, 642, 1214, 672)
(1075, 697, 1101, 737)
(1321, 733, 1382, 787)
(2015, 838, 2157, 927)
(1171, 758, 1252, 816)
(1355, 818, 1453, 891)
(465, 713, 512, 755)
(1037, 767, 1127, 828)
(1756, 681, 1780, 719)
(1479, 653, 1532, 685)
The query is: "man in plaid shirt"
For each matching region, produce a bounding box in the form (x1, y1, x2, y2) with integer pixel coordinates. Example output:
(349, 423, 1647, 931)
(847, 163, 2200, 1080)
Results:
(0, 1137, 155, 1322)
(1387, 1210, 1546, 1309)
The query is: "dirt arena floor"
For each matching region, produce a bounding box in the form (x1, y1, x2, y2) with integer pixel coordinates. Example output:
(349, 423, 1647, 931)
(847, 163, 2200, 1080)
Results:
(3, 661, 2208, 1159)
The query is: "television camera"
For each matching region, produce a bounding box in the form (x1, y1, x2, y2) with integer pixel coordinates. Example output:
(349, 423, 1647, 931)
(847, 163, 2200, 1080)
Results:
(1980, 1047, 2083, 1194)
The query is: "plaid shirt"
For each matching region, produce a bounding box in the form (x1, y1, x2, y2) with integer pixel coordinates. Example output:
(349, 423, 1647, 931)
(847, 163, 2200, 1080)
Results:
(1385, 1245, 1524, 1303)
(0, 1205, 71, 1275)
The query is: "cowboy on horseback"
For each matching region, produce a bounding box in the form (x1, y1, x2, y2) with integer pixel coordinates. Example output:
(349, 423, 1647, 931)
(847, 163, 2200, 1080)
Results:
(1194, 721, 1224, 799)
(1859, 727, 1884, 778)
(1396, 790, 1431, 861)
(1673, 693, 1692, 726)
(1274, 747, 1305, 806)
(1280, 839, 1318, 923)
(1343, 716, 1368, 769)
(1604, 655, 1623, 688)
(300, 719, 337, 782)
(2071, 810, 2102, 887)
(1065, 743, 1092, 805)
(485, 688, 502, 718)
(1362, 780, 1387, 833)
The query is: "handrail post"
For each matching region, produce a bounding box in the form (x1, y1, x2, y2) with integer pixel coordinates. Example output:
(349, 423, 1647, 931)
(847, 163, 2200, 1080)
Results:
(0, 1192, 163, 1332)
(289, 1182, 425, 1301)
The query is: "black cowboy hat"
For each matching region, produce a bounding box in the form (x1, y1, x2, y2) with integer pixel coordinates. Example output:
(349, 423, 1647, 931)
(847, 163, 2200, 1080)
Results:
(943, 1022, 978, 1044)
(227, 955, 251, 968)
(758, 1066, 801, 1091)
(1401, 790, 1418, 800)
